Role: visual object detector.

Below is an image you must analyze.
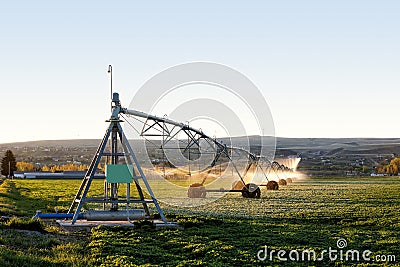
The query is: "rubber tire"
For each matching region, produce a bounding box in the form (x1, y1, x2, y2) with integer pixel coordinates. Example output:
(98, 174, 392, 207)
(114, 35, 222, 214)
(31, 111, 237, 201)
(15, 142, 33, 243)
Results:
(242, 183, 261, 198)
(187, 186, 207, 198)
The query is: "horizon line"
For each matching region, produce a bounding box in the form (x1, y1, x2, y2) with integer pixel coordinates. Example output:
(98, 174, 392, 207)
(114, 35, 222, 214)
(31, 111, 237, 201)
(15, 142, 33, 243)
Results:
(2, 136, 400, 145)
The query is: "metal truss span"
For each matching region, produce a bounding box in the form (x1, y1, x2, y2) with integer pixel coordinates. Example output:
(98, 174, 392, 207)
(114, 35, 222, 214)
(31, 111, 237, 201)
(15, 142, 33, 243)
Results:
(121, 108, 293, 185)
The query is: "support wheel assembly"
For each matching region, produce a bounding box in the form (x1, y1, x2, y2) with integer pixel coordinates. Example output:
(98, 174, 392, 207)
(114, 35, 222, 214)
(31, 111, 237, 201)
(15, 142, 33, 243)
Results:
(278, 179, 287, 186)
(266, 180, 279, 190)
(187, 183, 207, 198)
(241, 183, 261, 198)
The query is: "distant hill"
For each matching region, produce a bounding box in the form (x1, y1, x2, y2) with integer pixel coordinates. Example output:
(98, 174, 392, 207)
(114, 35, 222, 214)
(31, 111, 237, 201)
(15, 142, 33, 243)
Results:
(275, 137, 400, 156)
(2, 137, 400, 156)
(0, 139, 102, 148)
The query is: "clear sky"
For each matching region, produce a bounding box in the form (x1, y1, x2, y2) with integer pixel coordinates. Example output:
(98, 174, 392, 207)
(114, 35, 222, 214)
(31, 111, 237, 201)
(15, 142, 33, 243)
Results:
(0, 1, 399, 143)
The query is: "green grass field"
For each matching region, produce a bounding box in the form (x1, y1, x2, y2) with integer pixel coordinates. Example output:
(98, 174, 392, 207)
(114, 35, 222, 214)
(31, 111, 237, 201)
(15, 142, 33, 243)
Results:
(0, 177, 399, 266)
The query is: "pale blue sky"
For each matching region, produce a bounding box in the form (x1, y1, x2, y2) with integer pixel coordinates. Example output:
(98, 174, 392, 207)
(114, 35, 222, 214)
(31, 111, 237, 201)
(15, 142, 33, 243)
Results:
(0, 1, 399, 143)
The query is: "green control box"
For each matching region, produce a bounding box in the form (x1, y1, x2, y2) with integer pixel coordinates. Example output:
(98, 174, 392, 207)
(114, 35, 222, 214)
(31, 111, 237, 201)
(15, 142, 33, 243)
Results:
(106, 164, 133, 183)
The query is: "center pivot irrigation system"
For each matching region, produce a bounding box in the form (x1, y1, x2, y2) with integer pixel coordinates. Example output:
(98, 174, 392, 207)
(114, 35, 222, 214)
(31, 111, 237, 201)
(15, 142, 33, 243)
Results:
(34, 66, 298, 227)
(121, 102, 297, 199)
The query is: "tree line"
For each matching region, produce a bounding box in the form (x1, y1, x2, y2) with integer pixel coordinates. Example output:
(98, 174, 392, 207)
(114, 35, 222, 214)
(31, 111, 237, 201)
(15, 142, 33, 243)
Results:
(2, 149, 400, 177)
(1, 150, 90, 176)
(16, 161, 89, 173)
(376, 157, 400, 175)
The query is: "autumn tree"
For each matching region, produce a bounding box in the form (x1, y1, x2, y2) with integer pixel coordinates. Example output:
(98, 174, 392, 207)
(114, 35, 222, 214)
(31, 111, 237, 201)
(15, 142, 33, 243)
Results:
(41, 163, 88, 172)
(376, 157, 400, 175)
(1, 150, 17, 177)
(389, 158, 400, 175)
(362, 165, 370, 173)
(16, 161, 35, 172)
